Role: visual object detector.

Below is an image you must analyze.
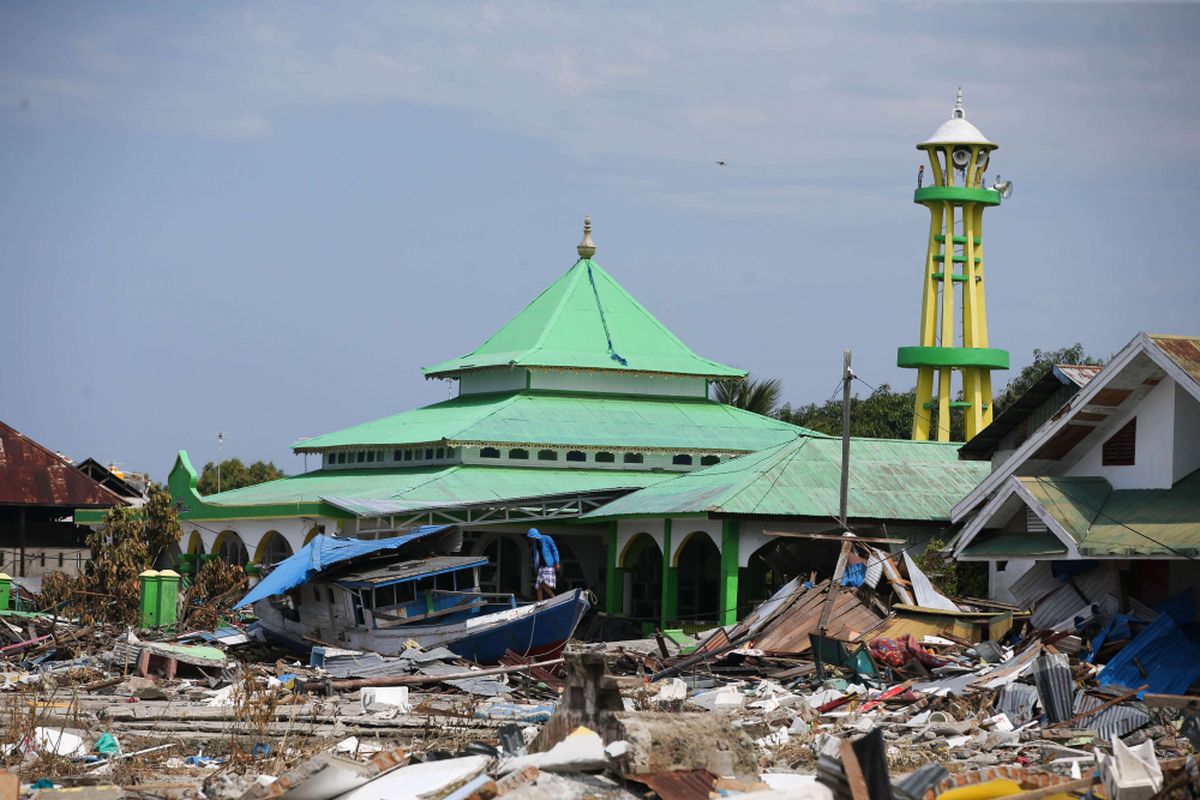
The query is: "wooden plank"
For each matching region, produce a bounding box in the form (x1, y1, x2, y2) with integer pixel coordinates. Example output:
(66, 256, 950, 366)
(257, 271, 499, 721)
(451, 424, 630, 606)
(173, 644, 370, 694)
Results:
(839, 737, 871, 800)
(1143, 693, 1200, 708)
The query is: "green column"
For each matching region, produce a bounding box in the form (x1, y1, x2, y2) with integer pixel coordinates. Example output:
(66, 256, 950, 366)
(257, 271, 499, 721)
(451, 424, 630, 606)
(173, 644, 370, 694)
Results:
(139, 570, 160, 629)
(157, 569, 180, 629)
(718, 521, 740, 626)
(0, 573, 11, 611)
(660, 519, 677, 625)
(605, 523, 623, 615)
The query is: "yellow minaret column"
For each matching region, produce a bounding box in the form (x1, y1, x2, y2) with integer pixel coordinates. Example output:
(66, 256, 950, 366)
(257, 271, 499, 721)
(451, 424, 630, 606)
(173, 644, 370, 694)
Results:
(899, 90, 1010, 441)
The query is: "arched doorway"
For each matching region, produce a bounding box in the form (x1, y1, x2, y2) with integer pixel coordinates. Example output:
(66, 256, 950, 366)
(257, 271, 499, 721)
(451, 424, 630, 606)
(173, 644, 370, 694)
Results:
(214, 530, 249, 566)
(255, 531, 294, 566)
(621, 534, 661, 623)
(186, 531, 205, 555)
(676, 532, 720, 622)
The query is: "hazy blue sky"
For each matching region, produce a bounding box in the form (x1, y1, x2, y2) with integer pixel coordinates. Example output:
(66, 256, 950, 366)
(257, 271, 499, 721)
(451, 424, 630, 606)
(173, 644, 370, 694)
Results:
(2, 2, 1198, 479)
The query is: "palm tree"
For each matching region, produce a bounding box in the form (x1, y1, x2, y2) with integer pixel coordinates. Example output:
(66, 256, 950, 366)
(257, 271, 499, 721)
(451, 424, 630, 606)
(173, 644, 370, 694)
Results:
(713, 376, 783, 417)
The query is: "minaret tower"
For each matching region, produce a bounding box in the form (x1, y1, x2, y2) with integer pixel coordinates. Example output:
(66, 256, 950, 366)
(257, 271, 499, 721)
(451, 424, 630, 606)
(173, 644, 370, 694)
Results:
(898, 90, 1011, 441)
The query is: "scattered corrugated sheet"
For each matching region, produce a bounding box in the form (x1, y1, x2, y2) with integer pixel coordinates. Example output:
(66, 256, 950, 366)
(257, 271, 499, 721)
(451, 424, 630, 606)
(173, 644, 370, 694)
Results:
(625, 769, 718, 800)
(1009, 563, 1120, 631)
(996, 682, 1039, 726)
(902, 552, 960, 611)
(0, 420, 128, 508)
(1072, 690, 1151, 738)
(1032, 651, 1074, 723)
(1098, 608, 1200, 695)
(719, 579, 885, 656)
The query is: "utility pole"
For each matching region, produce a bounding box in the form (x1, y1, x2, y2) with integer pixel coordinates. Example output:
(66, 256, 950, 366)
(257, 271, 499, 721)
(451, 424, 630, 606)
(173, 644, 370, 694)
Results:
(217, 432, 224, 493)
(839, 349, 852, 528)
(819, 350, 854, 634)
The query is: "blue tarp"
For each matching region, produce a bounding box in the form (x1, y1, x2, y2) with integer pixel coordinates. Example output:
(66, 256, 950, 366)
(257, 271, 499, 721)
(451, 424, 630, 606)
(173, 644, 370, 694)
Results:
(235, 527, 449, 608)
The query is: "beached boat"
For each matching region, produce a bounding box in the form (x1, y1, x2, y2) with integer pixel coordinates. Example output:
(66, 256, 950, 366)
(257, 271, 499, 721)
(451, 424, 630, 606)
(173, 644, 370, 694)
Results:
(235, 528, 590, 663)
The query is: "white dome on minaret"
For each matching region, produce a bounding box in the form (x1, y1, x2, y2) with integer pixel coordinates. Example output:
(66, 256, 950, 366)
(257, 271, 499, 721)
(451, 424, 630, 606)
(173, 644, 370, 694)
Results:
(919, 88, 994, 147)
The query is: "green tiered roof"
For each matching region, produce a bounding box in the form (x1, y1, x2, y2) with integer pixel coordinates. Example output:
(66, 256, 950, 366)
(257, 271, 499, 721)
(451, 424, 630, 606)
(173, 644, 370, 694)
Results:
(292, 391, 810, 454)
(422, 258, 746, 379)
(584, 434, 991, 521)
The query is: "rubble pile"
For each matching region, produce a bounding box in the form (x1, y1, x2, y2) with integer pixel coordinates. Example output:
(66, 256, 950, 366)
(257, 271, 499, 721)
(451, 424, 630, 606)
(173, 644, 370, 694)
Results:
(1, 550, 1198, 800)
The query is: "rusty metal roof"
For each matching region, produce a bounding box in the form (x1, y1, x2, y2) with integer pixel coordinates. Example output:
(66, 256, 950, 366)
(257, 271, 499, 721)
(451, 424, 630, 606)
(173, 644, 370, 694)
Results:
(1149, 334, 1200, 388)
(0, 421, 127, 508)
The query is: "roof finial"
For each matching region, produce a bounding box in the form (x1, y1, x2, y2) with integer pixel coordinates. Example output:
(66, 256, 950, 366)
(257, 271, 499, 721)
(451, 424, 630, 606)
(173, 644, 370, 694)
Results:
(953, 87, 964, 119)
(577, 215, 596, 259)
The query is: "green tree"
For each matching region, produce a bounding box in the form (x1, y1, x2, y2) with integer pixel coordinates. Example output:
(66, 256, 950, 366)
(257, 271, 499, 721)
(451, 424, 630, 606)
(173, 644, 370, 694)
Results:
(197, 459, 286, 495)
(713, 376, 783, 416)
(42, 487, 182, 625)
(777, 383, 958, 439)
(993, 343, 1105, 415)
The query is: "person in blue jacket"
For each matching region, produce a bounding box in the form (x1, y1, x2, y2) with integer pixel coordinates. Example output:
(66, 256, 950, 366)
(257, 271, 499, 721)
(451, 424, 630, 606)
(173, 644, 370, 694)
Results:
(526, 528, 561, 600)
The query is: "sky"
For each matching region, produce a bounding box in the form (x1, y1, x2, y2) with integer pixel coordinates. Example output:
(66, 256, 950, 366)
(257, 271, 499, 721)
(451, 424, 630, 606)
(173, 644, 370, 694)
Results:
(2, 2, 1198, 480)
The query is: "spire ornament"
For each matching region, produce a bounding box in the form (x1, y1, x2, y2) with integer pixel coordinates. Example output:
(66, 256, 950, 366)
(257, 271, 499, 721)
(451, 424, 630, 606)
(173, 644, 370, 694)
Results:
(953, 87, 964, 118)
(577, 215, 596, 259)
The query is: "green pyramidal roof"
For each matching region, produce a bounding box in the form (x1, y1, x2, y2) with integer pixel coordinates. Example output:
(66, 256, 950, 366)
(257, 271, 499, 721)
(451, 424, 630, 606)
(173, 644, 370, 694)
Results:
(422, 259, 746, 379)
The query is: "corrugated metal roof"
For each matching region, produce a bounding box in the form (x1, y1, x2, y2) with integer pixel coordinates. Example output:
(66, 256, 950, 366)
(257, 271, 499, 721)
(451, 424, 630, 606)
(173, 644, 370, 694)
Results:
(292, 391, 810, 454)
(959, 533, 1067, 557)
(0, 420, 128, 508)
(422, 258, 745, 379)
(625, 770, 718, 800)
(960, 365, 1100, 460)
(1148, 334, 1200, 389)
(198, 463, 669, 512)
(1021, 472, 1200, 557)
(1019, 476, 1108, 541)
(1098, 595, 1200, 695)
(584, 434, 990, 521)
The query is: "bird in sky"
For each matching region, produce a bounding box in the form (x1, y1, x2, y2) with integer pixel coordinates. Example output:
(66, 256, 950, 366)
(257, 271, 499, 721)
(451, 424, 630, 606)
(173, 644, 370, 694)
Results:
(715, 160, 727, 166)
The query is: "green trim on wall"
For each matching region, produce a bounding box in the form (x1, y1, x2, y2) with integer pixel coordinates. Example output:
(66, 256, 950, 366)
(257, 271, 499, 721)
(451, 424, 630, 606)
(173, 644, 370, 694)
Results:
(914, 186, 1001, 206)
(661, 518, 677, 624)
(605, 523, 622, 615)
(719, 520, 740, 626)
(897, 346, 1010, 371)
(168, 450, 350, 522)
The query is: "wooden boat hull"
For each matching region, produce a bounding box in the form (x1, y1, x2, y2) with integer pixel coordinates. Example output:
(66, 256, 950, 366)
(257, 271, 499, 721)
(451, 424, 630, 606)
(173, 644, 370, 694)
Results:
(254, 589, 590, 664)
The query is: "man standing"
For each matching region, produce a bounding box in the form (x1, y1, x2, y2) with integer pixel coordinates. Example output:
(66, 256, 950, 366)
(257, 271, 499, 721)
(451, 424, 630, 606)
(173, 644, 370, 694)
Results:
(526, 528, 561, 601)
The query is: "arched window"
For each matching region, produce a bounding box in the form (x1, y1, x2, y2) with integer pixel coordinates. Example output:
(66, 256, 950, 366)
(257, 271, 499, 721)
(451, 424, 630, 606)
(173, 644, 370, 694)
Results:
(672, 454, 693, 466)
(393, 450, 403, 461)
(595, 452, 615, 463)
(623, 453, 644, 464)
(367, 450, 375, 463)
(701, 455, 720, 466)
(509, 448, 529, 460)
(327, 453, 336, 465)
(480, 447, 500, 459)
(537, 449, 559, 461)
(337, 452, 346, 464)
(566, 451, 586, 462)
(356, 451, 366, 463)
(435, 447, 445, 459)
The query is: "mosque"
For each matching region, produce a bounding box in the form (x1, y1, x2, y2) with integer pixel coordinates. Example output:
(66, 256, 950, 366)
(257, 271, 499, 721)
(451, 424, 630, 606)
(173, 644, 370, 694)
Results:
(157, 98, 1000, 630)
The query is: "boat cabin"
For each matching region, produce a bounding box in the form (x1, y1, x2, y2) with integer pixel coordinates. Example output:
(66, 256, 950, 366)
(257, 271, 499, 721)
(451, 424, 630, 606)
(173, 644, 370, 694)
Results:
(269, 554, 514, 633)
